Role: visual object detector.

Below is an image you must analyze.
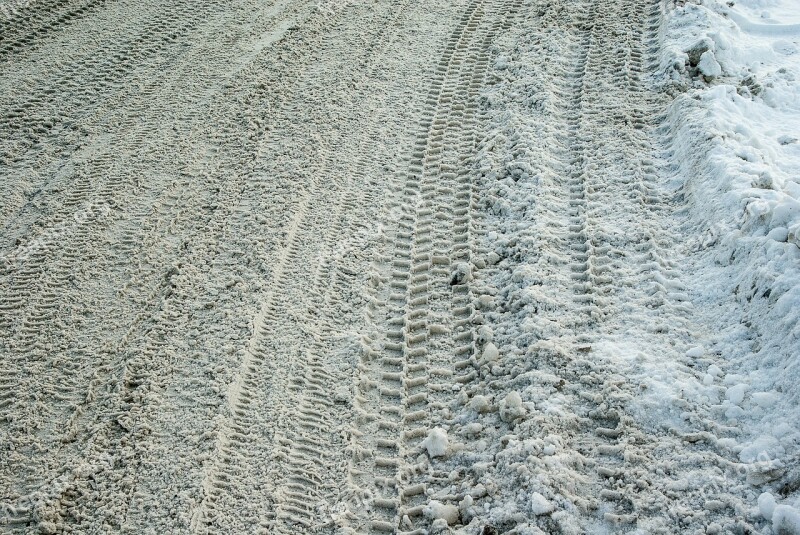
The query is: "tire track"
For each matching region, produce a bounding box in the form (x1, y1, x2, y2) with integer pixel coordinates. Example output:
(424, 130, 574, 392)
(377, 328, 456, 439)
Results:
(0, 12, 228, 455)
(558, 0, 721, 526)
(462, 0, 746, 530)
(527, 0, 666, 525)
(0, 0, 295, 412)
(0, 0, 226, 220)
(574, 1, 729, 522)
(191, 3, 426, 532)
(347, 2, 525, 532)
(0, 0, 220, 172)
(0, 0, 110, 61)
(564, 6, 607, 326)
(397, 7, 522, 533)
(267, 4, 416, 530)
(0, 2, 310, 531)
(348, 5, 489, 530)
(47, 2, 319, 527)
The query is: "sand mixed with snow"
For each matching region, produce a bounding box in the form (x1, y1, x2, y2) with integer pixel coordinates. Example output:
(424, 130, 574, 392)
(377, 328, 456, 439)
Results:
(0, 0, 797, 533)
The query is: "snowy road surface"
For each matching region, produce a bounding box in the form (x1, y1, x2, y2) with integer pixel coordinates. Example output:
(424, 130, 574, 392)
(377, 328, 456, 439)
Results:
(1, 0, 799, 533)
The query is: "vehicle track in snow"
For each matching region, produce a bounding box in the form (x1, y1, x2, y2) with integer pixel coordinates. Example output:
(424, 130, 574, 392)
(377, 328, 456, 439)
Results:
(347, 1, 523, 532)
(450, 0, 760, 531)
(190, 1, 479, 533)
(0, 0, 316, 531)
(0, 0, 768, 533)
(189, 4, 426, 531)
(0, 0, 111, 60)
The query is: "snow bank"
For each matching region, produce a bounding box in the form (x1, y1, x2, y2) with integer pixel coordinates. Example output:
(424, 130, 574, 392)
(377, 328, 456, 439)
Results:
(659, 0, 800, 520)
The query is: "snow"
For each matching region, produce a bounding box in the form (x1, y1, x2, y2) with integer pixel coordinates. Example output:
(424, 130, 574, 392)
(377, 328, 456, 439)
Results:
(2, 0, 799, 532)
(726, 383, 748, 405)
(686, 345, 705, 358)
(469, 394, 492, 414)
(752, 391, 780, 408)
(699, 50, 723, 78)
(481, 342, 499, 363)
(774, 505, 800, 535)
(499, 391, 526, 423)
(450, 262, 472, 286)
(759, 491, 777, 520)
(424, 500, 459, 525)
(529, 492, 554, 516)
(658, 0, 800, 521)
(422, 427, 449, 458)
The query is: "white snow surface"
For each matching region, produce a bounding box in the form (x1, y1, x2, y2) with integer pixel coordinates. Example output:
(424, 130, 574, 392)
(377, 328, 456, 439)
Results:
(657, 0, 800, 528)
(422, 427, 450, 458)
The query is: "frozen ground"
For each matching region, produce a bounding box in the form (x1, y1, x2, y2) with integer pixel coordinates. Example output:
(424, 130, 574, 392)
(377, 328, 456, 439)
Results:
(0, 0, 798, 533)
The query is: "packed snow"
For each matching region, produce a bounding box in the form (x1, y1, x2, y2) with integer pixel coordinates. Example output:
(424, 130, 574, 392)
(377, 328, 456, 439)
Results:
(0, 0, 798, 533)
